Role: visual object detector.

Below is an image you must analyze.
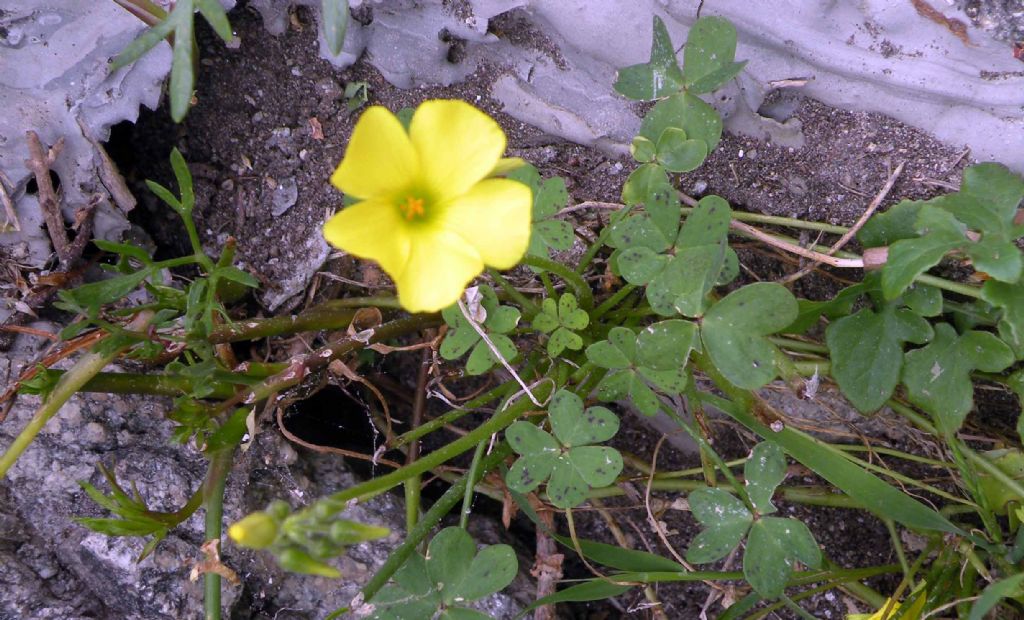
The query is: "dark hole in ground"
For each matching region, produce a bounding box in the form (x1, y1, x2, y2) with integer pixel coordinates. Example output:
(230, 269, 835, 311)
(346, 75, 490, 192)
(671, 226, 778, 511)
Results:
(280, 384, 403, 481)
(23, 168, 60, 196)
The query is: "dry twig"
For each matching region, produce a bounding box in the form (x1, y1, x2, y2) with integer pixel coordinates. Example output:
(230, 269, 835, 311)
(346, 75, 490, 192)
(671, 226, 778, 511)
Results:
(780, 162, 904, 283)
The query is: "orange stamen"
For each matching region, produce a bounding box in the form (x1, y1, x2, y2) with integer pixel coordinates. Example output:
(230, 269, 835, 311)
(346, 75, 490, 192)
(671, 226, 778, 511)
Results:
(399, 196, 425, 220)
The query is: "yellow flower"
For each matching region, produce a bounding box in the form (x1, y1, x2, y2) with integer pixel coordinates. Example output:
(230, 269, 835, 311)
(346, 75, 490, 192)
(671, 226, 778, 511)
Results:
(324, 100, 532, 313)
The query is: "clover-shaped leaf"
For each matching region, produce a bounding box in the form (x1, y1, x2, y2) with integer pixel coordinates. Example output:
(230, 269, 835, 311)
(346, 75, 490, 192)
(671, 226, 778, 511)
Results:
(440, 286, 520, 375)
(826, 303, 933, 413)
(639, 91, 723, 153)
(744, 442, 786, 515)
(902, 323, 1015, 435)
(614, 16, 685, 101)
(586, 322, 698, 415)
(686, 495, 823, 593)
(532, 293, 590, 356)
(631, 135, 657, 163)
(505, 390, 623, 509)
(683, 16, 747, 94)
(507, 163, 575, 260)
(701, 283, 798, 390)
(617, 195, 734, 317)
(368, 527, 517, 619)
(655, 127, 708, 173)
(685, 487, 752, 564)
(550, 390, 619, 447)
(618, 163, 681, 246)
(744, 517, 821, 599)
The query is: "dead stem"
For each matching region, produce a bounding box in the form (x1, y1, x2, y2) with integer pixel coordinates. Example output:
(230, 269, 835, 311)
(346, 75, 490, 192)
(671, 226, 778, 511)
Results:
(780, 162, 904, 283)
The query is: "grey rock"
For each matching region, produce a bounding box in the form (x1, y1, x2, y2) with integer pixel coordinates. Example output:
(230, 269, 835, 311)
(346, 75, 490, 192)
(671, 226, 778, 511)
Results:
(270, 177, 299, 217)
(0, 337, 524, 617)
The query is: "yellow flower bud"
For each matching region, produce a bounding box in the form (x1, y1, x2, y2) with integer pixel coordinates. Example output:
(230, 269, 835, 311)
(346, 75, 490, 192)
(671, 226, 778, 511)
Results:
(227, 512, 279, 549)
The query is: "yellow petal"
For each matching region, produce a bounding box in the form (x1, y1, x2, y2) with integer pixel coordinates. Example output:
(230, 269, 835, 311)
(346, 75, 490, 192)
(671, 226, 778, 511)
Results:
(439, 178, 532, 269)
(323, 199, 411, 276)
(330, 106, 418, 200)
(395, 230, 483, 313)
(489, 157, 527, 176)
(409, 100, 506, 199)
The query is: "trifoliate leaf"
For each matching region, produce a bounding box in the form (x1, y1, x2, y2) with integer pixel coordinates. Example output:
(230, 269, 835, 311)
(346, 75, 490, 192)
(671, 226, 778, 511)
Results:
(549, 390, 620, 447)
(631, 136, 657, 163)
(640, 91, 723, 152)
(902, 323, 1015, 435)
(636, 319, 700, 371)
(585, 327, 635, 368)
(826, 305, 933, 412)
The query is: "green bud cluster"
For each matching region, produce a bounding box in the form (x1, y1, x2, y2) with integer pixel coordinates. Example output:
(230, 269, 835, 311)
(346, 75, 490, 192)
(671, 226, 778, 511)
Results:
(228, 499, 389, 578)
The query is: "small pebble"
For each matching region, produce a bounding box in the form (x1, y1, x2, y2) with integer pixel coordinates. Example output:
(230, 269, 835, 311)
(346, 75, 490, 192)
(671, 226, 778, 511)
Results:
(270, 177, 299, 216)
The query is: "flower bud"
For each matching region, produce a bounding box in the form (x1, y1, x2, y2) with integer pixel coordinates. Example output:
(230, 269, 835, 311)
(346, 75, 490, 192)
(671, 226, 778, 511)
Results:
(266, 500, 290, 520)
(278, 548, 342, 578)
(329, 519, 390, 546)
(228, 511, 279, 549)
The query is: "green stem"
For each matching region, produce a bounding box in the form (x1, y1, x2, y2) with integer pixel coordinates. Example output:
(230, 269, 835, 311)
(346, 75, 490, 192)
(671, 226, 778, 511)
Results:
(182, 216, 213, 273)
(357, 445, 512, 604)
(591, 284, 637, 321)
(208, 297, 403, 343)
(682, 206, 851, 235)
(390, 381, 519, 449)
(232, 315, 440, 412)
(835, 445, 953, 469)
(460, 440, 487, 529)
(66, 370, 268, 399)
(522, 255, 594, 309)
(963, 445, 1024, 506)
(915, 273, 983, 300)
(885, 519, 911, 577)
(780, 594, 819, 620)
(203, 450, 233, 620)
(404, 479, 420, 533)
(487, 268, 540, 317)
(660, 401, 752, 509)
(768, 336, 829, 354)
(1, 316, 151, 478)
(606, 563, 898, 585)
(586, 480, 863, 508)
(282, 380, 554, 521)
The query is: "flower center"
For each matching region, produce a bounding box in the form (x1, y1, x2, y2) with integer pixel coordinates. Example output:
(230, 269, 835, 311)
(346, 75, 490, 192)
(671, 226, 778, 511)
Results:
(398, 195, 426, 221)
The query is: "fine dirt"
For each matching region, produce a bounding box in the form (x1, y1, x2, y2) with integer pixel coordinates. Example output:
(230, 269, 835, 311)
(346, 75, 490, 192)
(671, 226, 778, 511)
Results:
(106, 2, 1008, 619)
